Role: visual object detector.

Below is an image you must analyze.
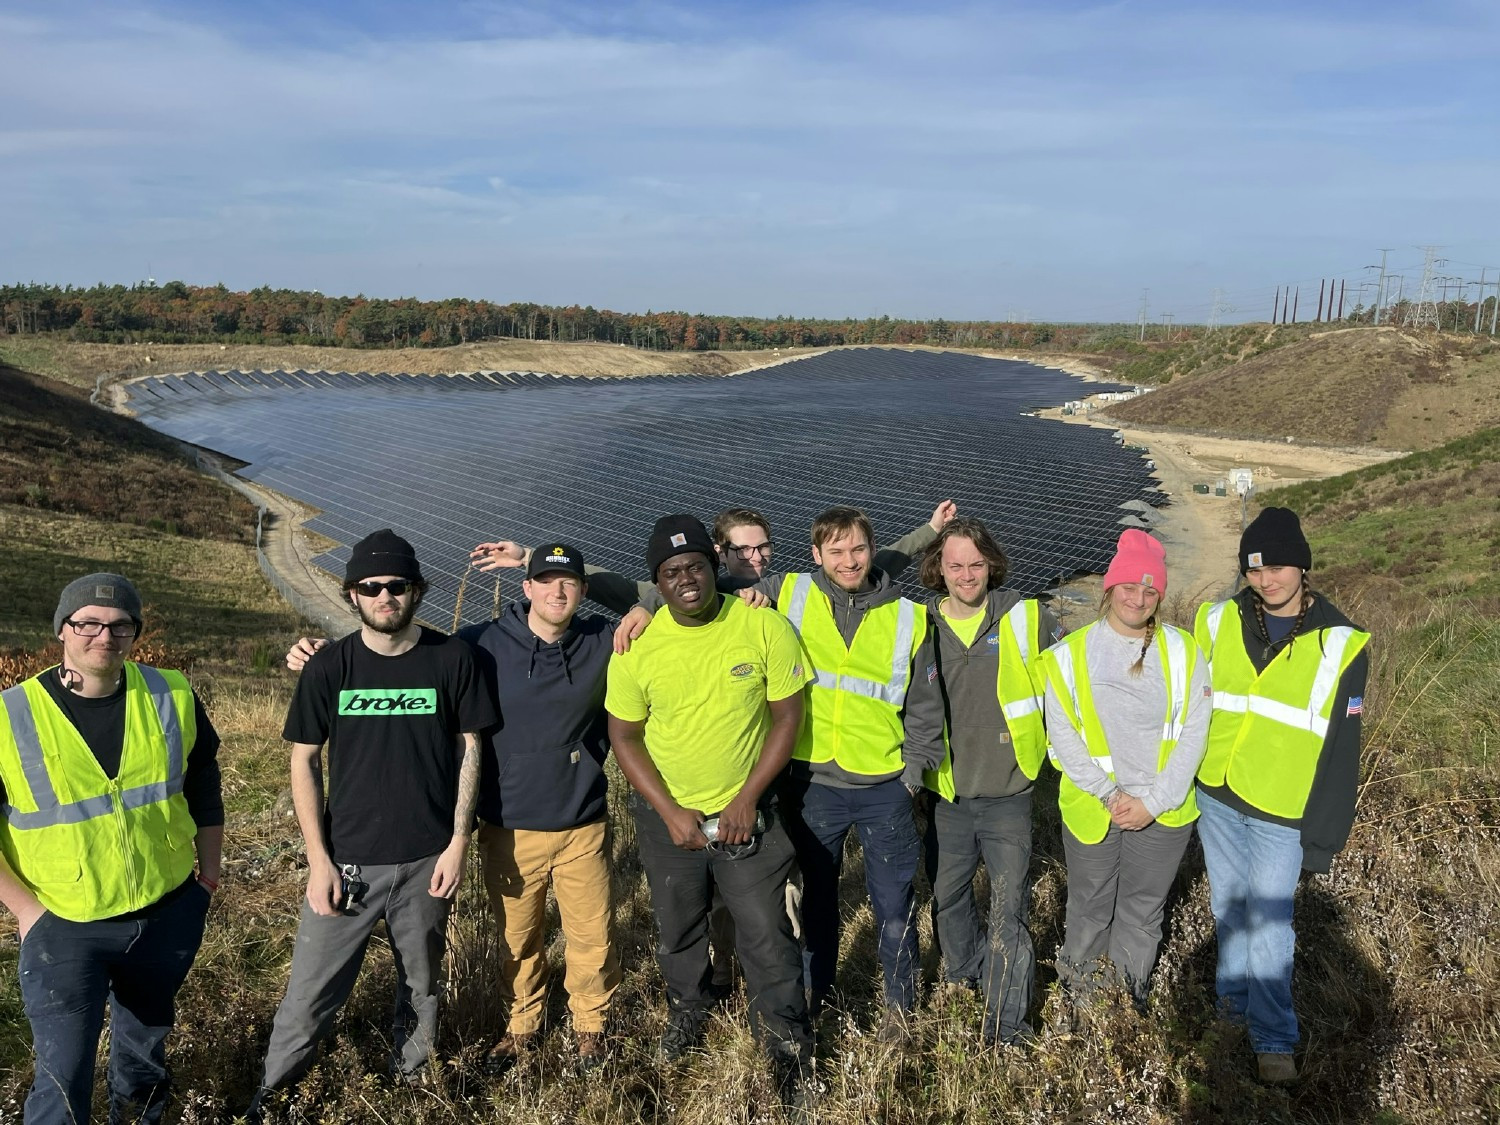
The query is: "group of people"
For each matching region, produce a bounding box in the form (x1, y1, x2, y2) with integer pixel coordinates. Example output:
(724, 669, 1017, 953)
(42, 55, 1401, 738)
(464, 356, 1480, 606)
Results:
(0, 500, 1368, 1122)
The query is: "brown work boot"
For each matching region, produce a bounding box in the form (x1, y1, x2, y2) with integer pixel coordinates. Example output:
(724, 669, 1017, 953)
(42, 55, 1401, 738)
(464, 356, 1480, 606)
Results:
(484, 1031, 536, 1073)
(576, 1031, 609, 1070)
(1256, 1052, 1298, 1084)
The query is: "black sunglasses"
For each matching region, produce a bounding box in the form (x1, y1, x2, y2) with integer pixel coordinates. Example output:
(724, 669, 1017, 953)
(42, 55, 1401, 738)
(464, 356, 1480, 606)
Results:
(352, 579, 415, 598)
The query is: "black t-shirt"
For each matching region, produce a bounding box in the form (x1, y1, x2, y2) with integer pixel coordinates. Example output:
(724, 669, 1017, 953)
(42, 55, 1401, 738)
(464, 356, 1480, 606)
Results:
(0, 667, 224, 827)
(283, 626, 497, 865)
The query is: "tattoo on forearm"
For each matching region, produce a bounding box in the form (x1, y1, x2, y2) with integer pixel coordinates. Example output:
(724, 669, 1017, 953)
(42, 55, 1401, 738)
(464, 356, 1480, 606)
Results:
(454, 733, 480, 835)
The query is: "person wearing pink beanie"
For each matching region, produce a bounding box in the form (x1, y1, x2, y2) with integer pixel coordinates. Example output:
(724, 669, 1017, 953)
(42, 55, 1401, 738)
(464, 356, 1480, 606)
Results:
(1038, 529, 1212, 1010)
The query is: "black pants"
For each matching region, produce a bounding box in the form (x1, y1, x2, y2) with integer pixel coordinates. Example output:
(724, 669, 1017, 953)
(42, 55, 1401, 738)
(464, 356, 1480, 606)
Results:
(631, 795, 811, 1054)
(19, 880, 210, 1125)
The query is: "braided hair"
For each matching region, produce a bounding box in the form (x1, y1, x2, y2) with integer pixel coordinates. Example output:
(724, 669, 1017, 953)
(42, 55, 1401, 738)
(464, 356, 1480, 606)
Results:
(1249, 572, 1315, 654)
(1098, 592, 1158, 678)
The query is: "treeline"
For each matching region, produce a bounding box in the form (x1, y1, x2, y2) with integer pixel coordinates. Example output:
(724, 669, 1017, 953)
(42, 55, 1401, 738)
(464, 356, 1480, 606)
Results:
(1, 281, 1080, 352)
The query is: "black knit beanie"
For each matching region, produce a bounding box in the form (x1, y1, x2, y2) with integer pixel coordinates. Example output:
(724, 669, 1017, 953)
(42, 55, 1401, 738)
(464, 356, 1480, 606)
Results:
(646, 514, 717, 580)
(345, 529, 424, 584)
(1239, 507, 1312, 573)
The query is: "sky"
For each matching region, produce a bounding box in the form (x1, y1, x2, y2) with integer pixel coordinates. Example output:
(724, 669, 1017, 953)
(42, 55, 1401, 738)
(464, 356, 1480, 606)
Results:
(3, 0, 1499, 323)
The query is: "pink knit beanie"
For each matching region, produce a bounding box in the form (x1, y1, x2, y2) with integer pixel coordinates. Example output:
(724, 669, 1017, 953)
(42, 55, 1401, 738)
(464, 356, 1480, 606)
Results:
(1102, 529, 1167, 595)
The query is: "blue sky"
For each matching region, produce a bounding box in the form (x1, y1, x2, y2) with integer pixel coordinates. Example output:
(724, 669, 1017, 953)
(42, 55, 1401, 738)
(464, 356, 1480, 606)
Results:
(3, 0, 1498, 322)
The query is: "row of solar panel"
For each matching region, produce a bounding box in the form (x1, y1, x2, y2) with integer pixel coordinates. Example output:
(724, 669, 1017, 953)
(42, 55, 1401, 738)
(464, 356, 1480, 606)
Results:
(125, 349, 1163, 625)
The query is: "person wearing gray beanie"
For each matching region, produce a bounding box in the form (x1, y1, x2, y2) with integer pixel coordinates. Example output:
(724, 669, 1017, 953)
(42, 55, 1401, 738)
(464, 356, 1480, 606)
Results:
(3, 571, 223, 1123)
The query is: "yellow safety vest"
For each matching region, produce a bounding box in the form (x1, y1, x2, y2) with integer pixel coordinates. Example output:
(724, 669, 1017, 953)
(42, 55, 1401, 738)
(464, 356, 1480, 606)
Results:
(1194, 599, 1369, 819)
(779, 573, 925, 776)
(0, 662, 199, 921)
(924, 599, 1049, 801)
(1040, 620, 1199, 845)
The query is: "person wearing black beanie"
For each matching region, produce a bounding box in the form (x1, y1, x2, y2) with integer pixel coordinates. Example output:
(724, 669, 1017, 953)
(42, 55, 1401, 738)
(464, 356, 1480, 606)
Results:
(644, 514, 718, 582)
(1238, 507, 1313, 575)
(1191, 507, 1370, 1086)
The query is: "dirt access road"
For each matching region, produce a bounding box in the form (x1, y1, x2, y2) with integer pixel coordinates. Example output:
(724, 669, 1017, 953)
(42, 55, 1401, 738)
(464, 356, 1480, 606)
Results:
(1039, 394, 1400, 620)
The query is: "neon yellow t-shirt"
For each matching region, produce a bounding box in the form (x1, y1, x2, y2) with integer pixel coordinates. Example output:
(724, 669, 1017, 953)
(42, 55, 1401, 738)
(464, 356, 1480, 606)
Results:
(940, 600, 987, 648)
(606, 595, 812, 814)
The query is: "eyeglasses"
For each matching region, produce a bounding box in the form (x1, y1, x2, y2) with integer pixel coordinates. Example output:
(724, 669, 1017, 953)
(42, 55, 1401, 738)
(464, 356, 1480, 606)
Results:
(351, 580, 415, 598)
(64, 619, 139, 639)
(725, 542, 774, 560)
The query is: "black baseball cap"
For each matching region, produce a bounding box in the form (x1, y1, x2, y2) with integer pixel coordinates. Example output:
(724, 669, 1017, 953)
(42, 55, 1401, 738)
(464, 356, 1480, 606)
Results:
(527, 541, 587, 580)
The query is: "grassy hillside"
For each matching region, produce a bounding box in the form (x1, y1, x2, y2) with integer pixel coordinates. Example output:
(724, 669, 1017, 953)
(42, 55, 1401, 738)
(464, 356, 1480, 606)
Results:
(1265, 427, 1500, 601)
(0, 336, 805, 391)
(0, 355, 1496, 1122)
(1105, 327, 1500, 450)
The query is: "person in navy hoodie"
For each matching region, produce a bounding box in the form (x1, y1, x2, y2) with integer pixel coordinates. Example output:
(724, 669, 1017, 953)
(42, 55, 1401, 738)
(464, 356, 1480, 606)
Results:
(286, 539, 641, 1069)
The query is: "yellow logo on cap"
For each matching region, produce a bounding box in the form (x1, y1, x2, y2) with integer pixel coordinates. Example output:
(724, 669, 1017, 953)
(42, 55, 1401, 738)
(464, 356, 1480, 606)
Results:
(553, 546, 565, 556)
(1248, 552, 1263, 568)
(1141, 574, 1154, 588)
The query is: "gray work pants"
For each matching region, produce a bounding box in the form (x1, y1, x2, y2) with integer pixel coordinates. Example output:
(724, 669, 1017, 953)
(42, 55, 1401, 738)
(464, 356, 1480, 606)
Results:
(1058, 820, 1192, 1003)
(259, 852, 451, 1091)
(924, 791, 1035, 1042)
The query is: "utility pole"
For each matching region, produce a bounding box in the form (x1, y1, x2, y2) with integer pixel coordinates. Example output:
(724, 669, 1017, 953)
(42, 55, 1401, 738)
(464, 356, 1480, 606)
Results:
(1160, 312, 1174, 339)
(1291, 287, 1299, 323)
(1272, 287, 1281, 323)
(1368, 248, 1393, 325)
(1474, 269, 1489, 333)
(1406, 246, 1443, 329)
(1316, 279, 1326, 322)
(1138, 289, 1150, 342)
(1338, 280, 1346, 320)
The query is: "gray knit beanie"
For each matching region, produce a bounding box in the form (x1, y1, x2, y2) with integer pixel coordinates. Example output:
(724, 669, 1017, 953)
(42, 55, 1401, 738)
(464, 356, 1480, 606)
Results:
(54, 573, 143, 634)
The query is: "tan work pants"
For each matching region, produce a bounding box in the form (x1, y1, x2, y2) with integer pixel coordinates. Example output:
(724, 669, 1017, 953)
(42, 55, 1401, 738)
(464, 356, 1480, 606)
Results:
(477, 819, 620, 1035)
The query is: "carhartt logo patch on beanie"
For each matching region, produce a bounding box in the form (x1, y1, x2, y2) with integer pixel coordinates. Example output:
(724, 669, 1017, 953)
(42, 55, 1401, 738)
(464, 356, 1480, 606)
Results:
(646, 514, 716, 579)
(345, 529, 424, 585)
(1239, 507, 1312, 573)
(54, 572, 143, 634)
(1102, 529, 1168, 595)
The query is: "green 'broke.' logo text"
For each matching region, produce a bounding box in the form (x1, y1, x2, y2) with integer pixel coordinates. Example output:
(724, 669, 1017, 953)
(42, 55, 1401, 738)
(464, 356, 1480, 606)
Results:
(338, 688, 439, 715)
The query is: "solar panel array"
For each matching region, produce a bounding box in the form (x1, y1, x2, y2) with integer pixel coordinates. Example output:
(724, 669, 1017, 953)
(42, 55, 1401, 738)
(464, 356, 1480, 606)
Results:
(126, 349, 1164, 627)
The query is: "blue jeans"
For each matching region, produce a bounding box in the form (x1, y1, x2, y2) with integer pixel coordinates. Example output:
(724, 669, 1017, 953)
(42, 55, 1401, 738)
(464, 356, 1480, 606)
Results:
(781, 776, 921, 1010)
(924, 791, 1035, 1042)
(1195, 788, 1302, 1053)
(18, 880, 211, 1125)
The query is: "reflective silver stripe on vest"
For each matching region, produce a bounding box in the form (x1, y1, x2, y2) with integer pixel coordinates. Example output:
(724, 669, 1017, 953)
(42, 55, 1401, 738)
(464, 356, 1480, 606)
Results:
(4, 781, 175, 830)
(1160, 627, 1188, 743)
(1005, 601, 1031, 665)
(786, 575, 915, 707)
(137, 665, 185, 793)
(887, 598, 917, 700)
(1210, 627, 1355, 740)
(1003, 698, 1042, 721)
(1204, 601, 1228, 648)
(0, 669, 185, 830)
(2, 684, 60, 814)
(783, 574, 814, 631)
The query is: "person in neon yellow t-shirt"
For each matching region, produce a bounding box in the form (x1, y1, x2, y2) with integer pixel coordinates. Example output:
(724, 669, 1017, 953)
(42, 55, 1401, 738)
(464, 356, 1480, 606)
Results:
(606, 513, 813, 1103)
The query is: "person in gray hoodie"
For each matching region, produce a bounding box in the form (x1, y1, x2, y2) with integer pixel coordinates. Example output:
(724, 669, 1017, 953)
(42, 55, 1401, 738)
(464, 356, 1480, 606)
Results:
(904, 518, 1063, 1047)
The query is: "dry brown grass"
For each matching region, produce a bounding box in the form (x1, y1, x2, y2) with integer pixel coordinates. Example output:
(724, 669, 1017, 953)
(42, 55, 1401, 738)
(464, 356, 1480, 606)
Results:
(1106, 328, 1500, 451)
(0, 337, 816, 390)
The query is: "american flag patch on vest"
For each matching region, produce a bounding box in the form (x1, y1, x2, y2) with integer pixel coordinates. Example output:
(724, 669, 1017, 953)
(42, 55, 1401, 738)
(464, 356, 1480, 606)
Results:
(1346, 696, 1363, 716)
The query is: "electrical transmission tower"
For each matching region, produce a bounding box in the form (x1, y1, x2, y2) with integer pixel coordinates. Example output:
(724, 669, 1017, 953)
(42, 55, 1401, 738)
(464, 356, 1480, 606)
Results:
(1208, 288, 1233, 333)
(1405, 246, 1444, 329)
(1137, 289, 1149, 342)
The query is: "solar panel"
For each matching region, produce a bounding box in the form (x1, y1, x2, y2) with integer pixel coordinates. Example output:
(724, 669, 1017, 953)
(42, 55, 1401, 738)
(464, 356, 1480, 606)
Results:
(126, 349, 1163, 626)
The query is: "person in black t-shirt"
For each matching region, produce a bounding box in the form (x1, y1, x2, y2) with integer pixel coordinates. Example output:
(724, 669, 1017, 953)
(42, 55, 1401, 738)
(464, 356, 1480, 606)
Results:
(253, 531, 496, 1108)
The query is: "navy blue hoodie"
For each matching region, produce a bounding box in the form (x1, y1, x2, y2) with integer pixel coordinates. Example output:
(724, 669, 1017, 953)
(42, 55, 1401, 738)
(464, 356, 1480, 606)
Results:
(457, 600, 614, 831)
